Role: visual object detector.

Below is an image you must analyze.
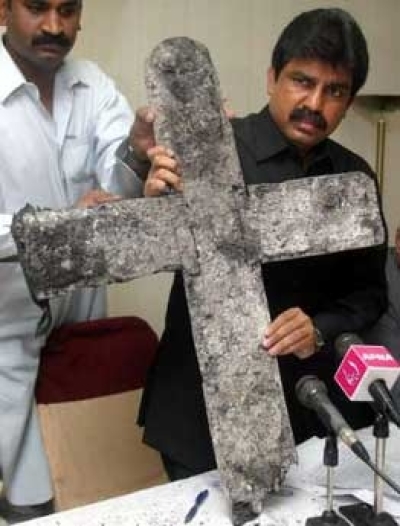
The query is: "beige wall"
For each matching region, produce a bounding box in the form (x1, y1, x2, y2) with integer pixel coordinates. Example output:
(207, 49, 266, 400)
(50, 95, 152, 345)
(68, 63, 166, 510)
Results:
(72, 0, 400, 334)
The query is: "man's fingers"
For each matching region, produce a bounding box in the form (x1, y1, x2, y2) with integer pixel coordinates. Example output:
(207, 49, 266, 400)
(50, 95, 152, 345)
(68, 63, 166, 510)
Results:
(263, 308, 302, 344)
(147, 145, 175, 161)
(265, 328, 312, 356)
(151, 154, 181, 175)
(144, 169, 182, 197)
(76, 190, 121, 209)
(262, 307, 314, 357)
(144, 147, 183, 196)
(129, 106, 157, 159)
(135, 106, 155, 125)
(222, 98, 236, 119)
(94, 193, 121, 204)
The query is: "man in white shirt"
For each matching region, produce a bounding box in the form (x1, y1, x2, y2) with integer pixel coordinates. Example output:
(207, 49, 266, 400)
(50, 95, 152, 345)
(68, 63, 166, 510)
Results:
(0, 0, 144, 521)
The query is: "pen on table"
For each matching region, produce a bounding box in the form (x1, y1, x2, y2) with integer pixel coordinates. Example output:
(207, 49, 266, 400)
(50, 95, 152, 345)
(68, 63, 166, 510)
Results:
(184, 489, 209, 523)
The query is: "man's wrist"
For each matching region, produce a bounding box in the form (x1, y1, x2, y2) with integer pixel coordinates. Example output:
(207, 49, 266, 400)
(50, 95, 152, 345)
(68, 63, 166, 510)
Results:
(118, 139, 150, 180)
(313, 325, 325, 353)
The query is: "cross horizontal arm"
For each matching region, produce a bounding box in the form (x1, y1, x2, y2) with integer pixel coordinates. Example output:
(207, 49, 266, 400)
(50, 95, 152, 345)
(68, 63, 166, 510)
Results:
(11, 196, 194, 300)
(245, 171, 385, 263)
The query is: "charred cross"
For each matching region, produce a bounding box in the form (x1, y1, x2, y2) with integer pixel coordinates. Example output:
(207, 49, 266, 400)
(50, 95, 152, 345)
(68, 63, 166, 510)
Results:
(11, 38, 384, 524)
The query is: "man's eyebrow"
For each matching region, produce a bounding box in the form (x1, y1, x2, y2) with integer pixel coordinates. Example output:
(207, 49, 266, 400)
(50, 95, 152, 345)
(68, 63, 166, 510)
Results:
(327, 81, 351, 91)
(289, 70, 312, 77)
(23, 0, 79, 6)
(288, 70, 316, 81)
(59, 0, 82, 7)
(24, 0, 47, 5)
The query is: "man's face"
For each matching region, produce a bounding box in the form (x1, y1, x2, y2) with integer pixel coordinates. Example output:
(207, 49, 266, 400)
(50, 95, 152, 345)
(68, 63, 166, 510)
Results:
(267, 58, 353, 155)
(3, 0, 82, 73)
(395, 227, 400, 267)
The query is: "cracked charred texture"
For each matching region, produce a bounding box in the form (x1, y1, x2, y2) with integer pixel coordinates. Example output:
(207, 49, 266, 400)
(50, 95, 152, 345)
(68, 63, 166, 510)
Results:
(146, 37, 296, 523)
(246, 171, 384, 262)
(11, 197, 196, 300)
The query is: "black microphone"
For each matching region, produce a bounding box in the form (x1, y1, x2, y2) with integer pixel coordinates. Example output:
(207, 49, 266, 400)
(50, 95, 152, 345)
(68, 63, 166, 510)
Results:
(335, 332, 363, 357)
(295, 375, 370, 463)
(334, 333, 400, 428)
(296, 376, 400, 497)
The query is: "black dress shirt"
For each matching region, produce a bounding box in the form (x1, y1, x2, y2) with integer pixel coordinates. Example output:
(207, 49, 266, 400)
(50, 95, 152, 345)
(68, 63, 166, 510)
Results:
(138, 106, 388, 473)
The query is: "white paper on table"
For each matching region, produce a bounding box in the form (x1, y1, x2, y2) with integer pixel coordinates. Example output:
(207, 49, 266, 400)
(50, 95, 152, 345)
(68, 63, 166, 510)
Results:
(285, 424, 400, 517)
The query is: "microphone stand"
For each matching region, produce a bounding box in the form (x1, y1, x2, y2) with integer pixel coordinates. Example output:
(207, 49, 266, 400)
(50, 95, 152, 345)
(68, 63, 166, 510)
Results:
(306, 433, 348, 525)
(339, 412, 398, 526)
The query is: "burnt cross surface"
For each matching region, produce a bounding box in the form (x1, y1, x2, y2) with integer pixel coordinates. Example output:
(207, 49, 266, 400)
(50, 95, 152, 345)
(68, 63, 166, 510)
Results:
(11, 38, 384, 524)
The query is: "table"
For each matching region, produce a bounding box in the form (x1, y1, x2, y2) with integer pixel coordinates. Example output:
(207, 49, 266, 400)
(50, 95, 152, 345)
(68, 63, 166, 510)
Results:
(20, 470, 328, 526)
(20, 424, 400, 525)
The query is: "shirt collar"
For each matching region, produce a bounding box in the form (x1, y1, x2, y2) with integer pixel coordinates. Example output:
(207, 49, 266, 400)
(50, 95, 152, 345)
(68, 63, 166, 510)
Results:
(0, 37, 27, 103)
(250, 105, 332, 167)
(0, 36, 89, 104)
(56, 59, 90, 91)
(251, 106, 289, 161)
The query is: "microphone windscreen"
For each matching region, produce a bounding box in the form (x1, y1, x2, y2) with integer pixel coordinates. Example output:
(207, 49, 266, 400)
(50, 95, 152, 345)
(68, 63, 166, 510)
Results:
(334, 333, 363, 359)
(295, 375, 327, 408)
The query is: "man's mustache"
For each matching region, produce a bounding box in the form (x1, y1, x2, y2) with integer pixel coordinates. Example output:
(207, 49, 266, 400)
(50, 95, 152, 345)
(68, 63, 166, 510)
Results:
(289, 107, 327, 131)
(32, 33, 72, 49)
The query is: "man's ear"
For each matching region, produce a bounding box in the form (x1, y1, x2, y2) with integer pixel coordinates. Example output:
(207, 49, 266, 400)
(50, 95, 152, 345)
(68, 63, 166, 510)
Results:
(266, 67, 276, 97)
(0, 0, 7, 26)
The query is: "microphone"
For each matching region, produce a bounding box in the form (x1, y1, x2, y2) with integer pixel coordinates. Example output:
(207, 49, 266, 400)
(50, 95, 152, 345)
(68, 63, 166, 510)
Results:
(296, 376, 400, 497)
(295, 375, 370, 463)
(334, 333, 400, 427)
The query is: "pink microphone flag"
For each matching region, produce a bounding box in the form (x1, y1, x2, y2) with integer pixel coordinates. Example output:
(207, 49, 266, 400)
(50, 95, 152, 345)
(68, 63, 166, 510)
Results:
(335, 345, 400, 401)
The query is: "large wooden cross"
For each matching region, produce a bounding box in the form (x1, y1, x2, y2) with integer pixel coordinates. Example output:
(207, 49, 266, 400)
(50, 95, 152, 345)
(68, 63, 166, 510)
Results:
(11, 38, 384, 524)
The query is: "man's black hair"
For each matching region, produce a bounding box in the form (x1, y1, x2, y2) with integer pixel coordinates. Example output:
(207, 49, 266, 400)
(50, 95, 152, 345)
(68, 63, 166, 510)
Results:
(6, 0, 83, 7)
(271, 8, 369, 98)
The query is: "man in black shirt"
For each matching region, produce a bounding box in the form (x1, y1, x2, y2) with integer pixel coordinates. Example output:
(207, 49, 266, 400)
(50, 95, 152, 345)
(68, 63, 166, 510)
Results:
(132, 8, 388, 480)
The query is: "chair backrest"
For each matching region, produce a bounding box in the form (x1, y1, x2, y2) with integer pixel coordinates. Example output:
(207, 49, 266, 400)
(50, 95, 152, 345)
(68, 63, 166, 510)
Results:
(36, 316, 158, 403)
